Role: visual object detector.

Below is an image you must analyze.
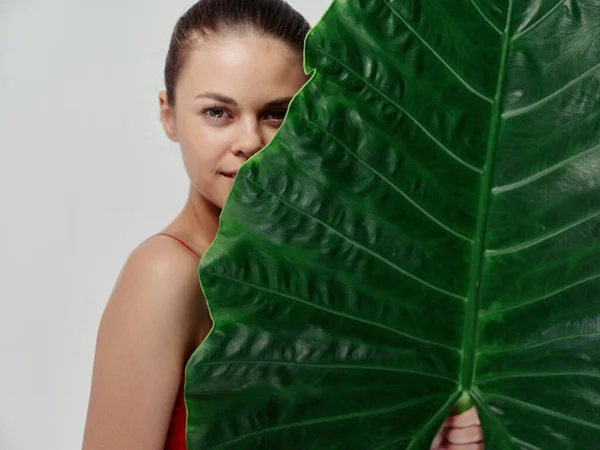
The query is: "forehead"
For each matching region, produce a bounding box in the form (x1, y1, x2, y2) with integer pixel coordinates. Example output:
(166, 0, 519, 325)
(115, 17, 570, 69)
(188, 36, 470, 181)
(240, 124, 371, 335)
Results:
(176, 34, 306, 102)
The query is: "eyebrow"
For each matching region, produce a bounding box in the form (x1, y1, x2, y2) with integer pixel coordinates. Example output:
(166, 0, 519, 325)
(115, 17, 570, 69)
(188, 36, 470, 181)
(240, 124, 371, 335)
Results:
(194, 92, 293, 108)
(264, 97, 293, 108)
(194, 92, 237, 105)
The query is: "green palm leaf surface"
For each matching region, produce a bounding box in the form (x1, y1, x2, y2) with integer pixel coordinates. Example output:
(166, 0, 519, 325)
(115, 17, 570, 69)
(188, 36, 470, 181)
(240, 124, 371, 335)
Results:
(185, 0, 600, 448)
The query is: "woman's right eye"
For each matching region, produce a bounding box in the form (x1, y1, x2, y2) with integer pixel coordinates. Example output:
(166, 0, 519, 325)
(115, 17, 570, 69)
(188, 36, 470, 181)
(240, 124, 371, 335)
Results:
(204, 108, 230, 120)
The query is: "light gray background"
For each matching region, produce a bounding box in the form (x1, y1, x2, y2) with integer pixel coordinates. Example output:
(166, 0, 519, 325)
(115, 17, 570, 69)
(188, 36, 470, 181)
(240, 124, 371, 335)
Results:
(0, 1, 332, 448)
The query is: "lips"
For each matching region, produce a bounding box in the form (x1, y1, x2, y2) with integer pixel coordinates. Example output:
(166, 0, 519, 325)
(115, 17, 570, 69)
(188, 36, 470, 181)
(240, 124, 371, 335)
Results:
(220, 170, 238, 179)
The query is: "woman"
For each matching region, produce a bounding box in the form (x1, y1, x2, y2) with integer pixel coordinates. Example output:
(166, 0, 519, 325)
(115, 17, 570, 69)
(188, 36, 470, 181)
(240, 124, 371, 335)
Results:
(82, 1, 483, 448)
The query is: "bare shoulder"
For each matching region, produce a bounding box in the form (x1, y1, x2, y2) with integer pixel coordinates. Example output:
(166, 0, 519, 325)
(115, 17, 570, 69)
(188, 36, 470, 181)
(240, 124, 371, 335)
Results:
(102, 234, 211, 354)
(117, 234, 202, 297)
(83, 236, 210, 449)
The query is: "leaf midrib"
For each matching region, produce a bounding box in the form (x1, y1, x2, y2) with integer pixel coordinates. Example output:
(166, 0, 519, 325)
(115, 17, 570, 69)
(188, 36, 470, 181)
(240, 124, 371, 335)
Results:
(207, 394, 445, 450)
(460, 0, 515, 391)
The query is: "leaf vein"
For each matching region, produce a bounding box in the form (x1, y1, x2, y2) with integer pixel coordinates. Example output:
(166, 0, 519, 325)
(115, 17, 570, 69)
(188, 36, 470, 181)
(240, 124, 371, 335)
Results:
(470, 0, 503, 35)
(384, 0, 493, 103)
(512, 0, 568, 42)
(511, 437, 543, 450)
(208, 397, 439, 449)
(298, 114, 473, 242)
(243, 175, 467, 302)
(503, 60, 600, 119)
(478, 332, 600, 356)
(193, 355, 458, 383)
(204, 271, 459, 352)
(405, 392, 462, 450)
(461, 0, 515, 391)
(478, 372, 600, 384)
(471, 390, 516, 447)
(486, 209, 600, 256)
(482, 392, 600, 432)
(314, 49, 483, 173)
(493, 143, 600, 194)
(480, 271, 600, 318)
(371, 436, 412, 450)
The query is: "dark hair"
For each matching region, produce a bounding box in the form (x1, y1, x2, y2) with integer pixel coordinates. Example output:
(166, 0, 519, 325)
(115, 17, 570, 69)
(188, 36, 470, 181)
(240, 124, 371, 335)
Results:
(164, 0, 311, 106)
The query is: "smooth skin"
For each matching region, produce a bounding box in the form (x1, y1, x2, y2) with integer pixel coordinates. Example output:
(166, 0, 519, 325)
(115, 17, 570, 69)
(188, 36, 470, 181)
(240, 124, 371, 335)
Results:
(82, 33, 483, 450)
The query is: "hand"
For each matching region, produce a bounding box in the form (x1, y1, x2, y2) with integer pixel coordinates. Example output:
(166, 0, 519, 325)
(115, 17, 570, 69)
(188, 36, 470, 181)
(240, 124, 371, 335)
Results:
(430, 406, 483, 450)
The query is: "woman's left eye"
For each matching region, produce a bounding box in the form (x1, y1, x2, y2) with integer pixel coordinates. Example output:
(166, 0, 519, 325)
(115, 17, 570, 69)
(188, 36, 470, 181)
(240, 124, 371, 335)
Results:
(264, 110, 287, 121)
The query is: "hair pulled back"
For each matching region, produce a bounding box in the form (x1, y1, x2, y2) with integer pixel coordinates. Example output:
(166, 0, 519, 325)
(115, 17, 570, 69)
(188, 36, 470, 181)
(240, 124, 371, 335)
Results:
(164, 0, 311, 105)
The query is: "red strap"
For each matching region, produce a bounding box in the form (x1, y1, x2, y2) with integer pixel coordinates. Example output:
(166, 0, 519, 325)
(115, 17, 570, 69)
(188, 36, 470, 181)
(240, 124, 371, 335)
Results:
(156, 233, 200, 259)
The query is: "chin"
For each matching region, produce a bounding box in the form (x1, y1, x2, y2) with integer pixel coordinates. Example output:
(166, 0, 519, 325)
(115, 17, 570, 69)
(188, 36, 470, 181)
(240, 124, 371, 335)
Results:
(214, 194, 228, 210)
(194, 188, 226, 212)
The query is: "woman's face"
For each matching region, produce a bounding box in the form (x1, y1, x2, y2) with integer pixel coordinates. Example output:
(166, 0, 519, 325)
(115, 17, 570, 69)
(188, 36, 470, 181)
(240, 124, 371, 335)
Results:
(159, 34, 309, 209)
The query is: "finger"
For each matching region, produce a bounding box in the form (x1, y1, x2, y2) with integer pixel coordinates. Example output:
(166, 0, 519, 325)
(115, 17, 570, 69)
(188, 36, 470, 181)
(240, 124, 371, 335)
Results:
(438, 443, 484, 450)
(429, 427, 445, 450)
(444, 425, 483, 445)
(430, 425, 445, 450)
(446, 406, 481, 428)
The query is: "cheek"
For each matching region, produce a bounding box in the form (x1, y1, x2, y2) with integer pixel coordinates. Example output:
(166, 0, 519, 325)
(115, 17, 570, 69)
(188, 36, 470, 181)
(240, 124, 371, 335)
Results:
(264, 127, 279, 144)
(257, 125, 282, 151)
(179, 120, 228, 168)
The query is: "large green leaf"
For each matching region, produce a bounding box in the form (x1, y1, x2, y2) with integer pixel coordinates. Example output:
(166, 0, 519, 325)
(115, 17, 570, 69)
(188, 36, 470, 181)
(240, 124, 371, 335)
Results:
(185, 0, 600, 448)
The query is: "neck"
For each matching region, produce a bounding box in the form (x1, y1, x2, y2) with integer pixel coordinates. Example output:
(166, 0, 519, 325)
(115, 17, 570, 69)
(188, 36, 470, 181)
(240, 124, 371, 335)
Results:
(176, 185, 221, 251)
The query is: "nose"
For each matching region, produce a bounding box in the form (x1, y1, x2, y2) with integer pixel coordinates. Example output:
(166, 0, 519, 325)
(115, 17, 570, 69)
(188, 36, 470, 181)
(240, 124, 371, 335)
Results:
(231, 120, 264, 159)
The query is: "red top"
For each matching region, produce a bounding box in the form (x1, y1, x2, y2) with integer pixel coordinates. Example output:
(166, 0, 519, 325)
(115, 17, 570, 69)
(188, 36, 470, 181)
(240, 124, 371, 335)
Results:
(156, 233, 201, 450)
(164, 382, 187, 450)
